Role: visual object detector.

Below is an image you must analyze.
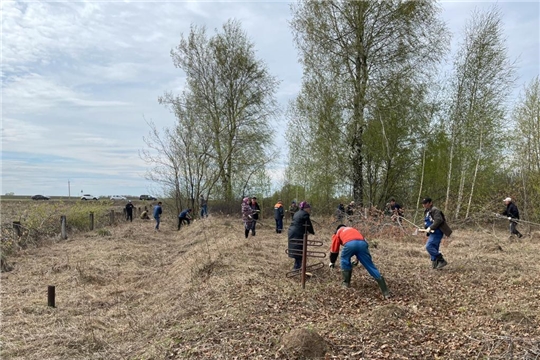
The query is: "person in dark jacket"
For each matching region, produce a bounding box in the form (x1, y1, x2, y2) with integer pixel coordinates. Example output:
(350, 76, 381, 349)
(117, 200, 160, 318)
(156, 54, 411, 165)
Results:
(287, 201, 315, 270)
(336, 203, 345, 222)
(388, 198, 404, 224)
(242, 197, 255, 238)
(422, 197, 452, 269)
(289, 201, 299, 221)
(250, 197, 261, 236)
(178, 208, 192, 230)
(125, 200, 134, 222)
(502, 197, 522, 238)
(274, 200, 285, 233)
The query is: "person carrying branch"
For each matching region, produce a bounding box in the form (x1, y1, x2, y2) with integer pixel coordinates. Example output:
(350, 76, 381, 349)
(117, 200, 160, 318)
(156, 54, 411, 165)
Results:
(328, 224, 390, 298)
(422, 197, 452, 269)
(502, 197, 522, 238)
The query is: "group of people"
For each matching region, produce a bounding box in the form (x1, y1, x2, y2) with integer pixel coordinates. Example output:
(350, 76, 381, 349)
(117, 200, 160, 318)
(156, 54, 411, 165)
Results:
(284, 196, 456, 299)
(133, 193, 210, 232)
(130, 193, 523, 299)
(241, 197, 304, 238)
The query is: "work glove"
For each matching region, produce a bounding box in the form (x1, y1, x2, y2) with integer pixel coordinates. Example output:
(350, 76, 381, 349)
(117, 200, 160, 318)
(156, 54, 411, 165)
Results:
(329, 263, 335, 269)
(508, 217, 512, 220)
(426, 227, 432, 233)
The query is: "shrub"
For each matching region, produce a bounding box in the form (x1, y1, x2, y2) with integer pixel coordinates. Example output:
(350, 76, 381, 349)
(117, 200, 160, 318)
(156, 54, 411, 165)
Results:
(1, 201, 112, 270)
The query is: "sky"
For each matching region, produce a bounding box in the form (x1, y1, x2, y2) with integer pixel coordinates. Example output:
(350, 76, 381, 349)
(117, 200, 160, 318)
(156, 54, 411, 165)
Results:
(1, 1, 539, 198)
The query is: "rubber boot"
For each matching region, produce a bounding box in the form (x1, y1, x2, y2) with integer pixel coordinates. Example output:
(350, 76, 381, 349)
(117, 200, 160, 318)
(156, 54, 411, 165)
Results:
(341, 270, 352, 288)
(376, 276, 391, 299)
(435, 254, 447, 269)
(244, 228, 249, 238)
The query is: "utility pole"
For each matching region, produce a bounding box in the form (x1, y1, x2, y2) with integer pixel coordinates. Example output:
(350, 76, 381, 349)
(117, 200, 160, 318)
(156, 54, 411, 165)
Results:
(68, 180, 71, 198)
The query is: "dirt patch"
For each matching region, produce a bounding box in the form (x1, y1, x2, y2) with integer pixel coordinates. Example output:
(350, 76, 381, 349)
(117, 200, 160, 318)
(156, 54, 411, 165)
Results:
(371, 304, 408, 321)
(483, 243, 504, 252)
(279, 328, 327, 359)
(498, 311, 535, 324)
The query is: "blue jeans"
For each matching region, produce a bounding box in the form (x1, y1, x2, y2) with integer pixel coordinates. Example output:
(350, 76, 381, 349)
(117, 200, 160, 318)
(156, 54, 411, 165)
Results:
(154, 216, 160, 230)
(200, 205, 207, 218)
(293, 257, 302, 270)
(426, 233, 443, 260)
(340, 240, 381, 279)
(275, 218, 283, 232)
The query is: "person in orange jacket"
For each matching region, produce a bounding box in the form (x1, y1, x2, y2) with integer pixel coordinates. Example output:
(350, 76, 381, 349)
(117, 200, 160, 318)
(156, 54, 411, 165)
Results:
(329, 224, 390, 298)
(274, 199, 285, 233)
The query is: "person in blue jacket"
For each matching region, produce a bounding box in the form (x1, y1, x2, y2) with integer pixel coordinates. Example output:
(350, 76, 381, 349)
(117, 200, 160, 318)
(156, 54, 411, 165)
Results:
(153, 202, 162, 231)
(178, 208, 192, 230)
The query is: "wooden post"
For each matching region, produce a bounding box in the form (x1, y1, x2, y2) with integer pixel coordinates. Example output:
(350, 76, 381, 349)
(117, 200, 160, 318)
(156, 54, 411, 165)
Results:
(89, 212, 94, 231)
(301, 232, 308, 289)
(13, 221, 22, 237)
(48, 285, 55, 307)
(60, 216, 67, 239)
(110, 210, 115, 225)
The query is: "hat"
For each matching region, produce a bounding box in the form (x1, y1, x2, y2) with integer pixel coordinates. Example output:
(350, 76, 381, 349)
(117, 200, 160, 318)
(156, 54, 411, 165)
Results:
(421, 197, 432, 204)
(503, 197, 512, 202)
(299, 201, 311, 209)
(350, 201, 355, 205)
(128, 200, 132, 203)
(243, 197, 250, 204)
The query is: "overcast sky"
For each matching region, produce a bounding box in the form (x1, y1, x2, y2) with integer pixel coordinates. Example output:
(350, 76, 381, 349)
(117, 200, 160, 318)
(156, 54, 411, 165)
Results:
(2, 1, 539, 197)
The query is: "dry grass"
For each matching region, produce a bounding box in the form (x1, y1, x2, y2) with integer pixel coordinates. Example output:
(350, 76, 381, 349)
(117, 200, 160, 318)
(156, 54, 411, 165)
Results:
(1, 214, 540, 359)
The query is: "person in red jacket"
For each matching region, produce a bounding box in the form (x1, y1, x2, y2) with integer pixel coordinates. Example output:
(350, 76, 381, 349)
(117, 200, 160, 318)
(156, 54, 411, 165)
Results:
(329, 224, 390, 298)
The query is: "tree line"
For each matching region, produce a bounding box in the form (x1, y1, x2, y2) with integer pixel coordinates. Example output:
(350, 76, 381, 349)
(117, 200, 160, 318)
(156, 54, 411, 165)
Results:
(141, 1, 540, 221)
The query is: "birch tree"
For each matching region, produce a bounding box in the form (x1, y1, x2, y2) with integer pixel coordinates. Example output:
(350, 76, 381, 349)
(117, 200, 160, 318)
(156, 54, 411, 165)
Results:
(513, 76, 540, 219)
(445, 6, 515, 218)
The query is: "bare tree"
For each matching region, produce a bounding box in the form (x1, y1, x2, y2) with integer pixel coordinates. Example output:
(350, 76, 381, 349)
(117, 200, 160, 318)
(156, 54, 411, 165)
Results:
(169, 20, 279, 201)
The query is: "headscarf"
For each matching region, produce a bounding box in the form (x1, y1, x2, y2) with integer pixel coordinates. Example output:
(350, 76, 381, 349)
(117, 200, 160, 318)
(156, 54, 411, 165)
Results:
(299, 201, 311, 210)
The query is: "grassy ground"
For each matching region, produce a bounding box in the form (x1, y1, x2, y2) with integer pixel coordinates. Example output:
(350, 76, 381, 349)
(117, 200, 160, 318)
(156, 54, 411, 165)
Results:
(1, 214, 539, 359)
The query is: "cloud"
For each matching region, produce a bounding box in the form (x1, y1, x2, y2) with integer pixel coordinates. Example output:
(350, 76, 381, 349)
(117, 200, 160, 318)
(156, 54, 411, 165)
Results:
(3, 73, 132, 114)
(1, 1, 537, 196)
